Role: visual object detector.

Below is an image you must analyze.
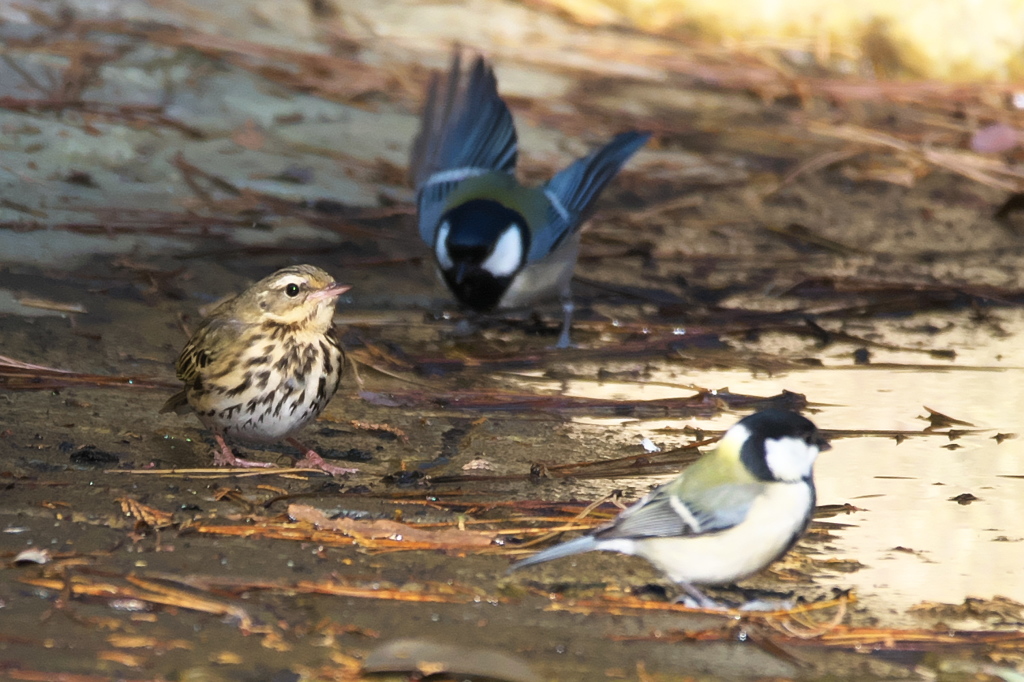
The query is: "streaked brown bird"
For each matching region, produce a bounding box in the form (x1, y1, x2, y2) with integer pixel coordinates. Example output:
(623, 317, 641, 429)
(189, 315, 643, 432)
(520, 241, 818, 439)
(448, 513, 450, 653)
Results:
(161, 265, 355, 476)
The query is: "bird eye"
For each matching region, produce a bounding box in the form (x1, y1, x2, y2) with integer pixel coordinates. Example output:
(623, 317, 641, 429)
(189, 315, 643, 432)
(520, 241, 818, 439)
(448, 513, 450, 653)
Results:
(285, 283, 300, 297)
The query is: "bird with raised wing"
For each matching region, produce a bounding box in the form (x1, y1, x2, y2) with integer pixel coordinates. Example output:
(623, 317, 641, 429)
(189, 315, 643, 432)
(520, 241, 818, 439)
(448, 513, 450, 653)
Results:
(410, 50, 649, 347)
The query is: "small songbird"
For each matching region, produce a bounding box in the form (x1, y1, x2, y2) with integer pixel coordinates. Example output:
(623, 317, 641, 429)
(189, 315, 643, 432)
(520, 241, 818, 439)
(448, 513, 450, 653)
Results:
(410, 50, 650, 348)
(161, 265, 355, 476)
(510, 409, 829, 606)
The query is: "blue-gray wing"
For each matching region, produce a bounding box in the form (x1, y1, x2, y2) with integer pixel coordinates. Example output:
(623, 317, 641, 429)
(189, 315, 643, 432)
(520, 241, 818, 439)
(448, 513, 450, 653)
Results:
(410, 51, 519, 246)
(528, 131, 649, 262)
(594, 481, 762, 541)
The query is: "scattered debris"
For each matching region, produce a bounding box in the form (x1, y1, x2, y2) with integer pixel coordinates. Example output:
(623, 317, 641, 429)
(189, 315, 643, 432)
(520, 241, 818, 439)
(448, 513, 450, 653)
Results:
(362, 639, 541, 682)
(0, 355, 174, 391)
(287, 504, 496, 549)
(70, 446, 119, 468)
(921, 407, 976, 430)
(117, 497, 175, 530)
(12, 548, 51, 565)
(639, 437, 661, 453)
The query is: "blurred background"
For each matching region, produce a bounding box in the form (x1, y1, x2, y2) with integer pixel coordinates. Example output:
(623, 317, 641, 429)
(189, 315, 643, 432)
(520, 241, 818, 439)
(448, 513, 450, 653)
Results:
(5, 1, 1024, 680)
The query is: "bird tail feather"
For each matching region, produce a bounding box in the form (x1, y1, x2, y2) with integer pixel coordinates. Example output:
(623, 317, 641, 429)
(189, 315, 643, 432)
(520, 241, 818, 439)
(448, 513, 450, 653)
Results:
(509, 535, 600, 571)
(160, 390, 191, 415)
(543, 131, 650, 222)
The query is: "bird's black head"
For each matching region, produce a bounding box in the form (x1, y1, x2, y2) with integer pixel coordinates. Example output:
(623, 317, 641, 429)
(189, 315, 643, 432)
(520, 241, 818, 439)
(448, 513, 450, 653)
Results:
(734, 409, 829, 483)
(434, 198, 529, 312)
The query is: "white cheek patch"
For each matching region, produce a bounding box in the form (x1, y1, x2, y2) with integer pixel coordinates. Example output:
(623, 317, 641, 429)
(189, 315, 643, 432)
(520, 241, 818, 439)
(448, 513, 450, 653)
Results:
(480, 224, 523, 277)
(764, 436, 819, 482)
(435, 221, 453, 270)
(717, 423, 751, 457)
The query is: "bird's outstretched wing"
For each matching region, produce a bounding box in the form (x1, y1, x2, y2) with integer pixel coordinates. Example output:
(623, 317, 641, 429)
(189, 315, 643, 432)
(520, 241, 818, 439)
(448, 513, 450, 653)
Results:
(410, 51, 518, 246)
(529, 131, 649, 262)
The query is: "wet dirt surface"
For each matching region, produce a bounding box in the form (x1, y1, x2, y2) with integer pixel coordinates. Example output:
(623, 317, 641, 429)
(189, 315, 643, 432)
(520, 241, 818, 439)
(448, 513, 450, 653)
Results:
(5, 1, 1024, 680)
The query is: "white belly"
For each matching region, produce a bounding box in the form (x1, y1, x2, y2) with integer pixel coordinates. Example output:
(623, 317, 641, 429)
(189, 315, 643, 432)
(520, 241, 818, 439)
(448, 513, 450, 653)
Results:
(223, 366, 327, 442)
(197, 333, 342, 444)
(610, 483, 813, 585)
(497, 234, 580, 309)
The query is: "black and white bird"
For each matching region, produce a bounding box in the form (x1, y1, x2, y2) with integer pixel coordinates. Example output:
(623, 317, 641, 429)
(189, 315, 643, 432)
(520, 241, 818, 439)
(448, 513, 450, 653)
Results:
(510, 409, 830, 606)
(410, 50, 649, 348)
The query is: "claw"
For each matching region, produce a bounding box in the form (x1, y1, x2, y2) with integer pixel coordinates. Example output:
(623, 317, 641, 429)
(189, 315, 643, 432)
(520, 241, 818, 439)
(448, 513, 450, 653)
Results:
(672, 582, 722, 610)
(212, 434, 274, 468)
(287, 438, 358, 477)
(553, 298, 575, 349)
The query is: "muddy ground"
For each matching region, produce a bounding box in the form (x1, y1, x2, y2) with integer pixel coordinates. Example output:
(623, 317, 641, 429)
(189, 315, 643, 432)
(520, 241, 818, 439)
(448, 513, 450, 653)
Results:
(4, 1, 1024, 680)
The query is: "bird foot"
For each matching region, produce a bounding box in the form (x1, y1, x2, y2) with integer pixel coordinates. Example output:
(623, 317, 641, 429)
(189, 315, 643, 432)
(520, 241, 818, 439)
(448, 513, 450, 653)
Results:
(550, 336, 577, 350)
(674, 594, 725, 610)
(672, 583, 722, 610)
(737, 598, 795, 612)
(212, 436, 273, 468)
(552, 300, 575, 349)
(673, 594, 795, 612)
(287, 438, 358, 477)
(451, 318, 477, 338)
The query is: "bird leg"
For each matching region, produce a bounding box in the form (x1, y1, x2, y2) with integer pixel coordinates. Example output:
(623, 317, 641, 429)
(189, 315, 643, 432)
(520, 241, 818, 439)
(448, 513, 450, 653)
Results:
(554, 298, 575, 349)
(673, 582, 722, 610)
(287, 438, 358, 477)
(212, 434, 274, 468)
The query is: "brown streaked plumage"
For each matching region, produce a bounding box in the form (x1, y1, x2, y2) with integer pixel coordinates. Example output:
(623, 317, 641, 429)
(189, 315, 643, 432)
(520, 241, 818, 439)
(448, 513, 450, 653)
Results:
(162, 265, 354, 476)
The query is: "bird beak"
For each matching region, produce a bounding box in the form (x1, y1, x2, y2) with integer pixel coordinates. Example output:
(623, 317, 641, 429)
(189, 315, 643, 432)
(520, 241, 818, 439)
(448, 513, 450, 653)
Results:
(454, 263, 470, 285)
(309, 283, 352, 302)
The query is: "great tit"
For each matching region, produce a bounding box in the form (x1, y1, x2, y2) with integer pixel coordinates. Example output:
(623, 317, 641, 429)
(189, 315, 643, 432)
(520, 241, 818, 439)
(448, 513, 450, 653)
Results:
(409, 50, 650, 348)
(510, 409, 830, 606)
